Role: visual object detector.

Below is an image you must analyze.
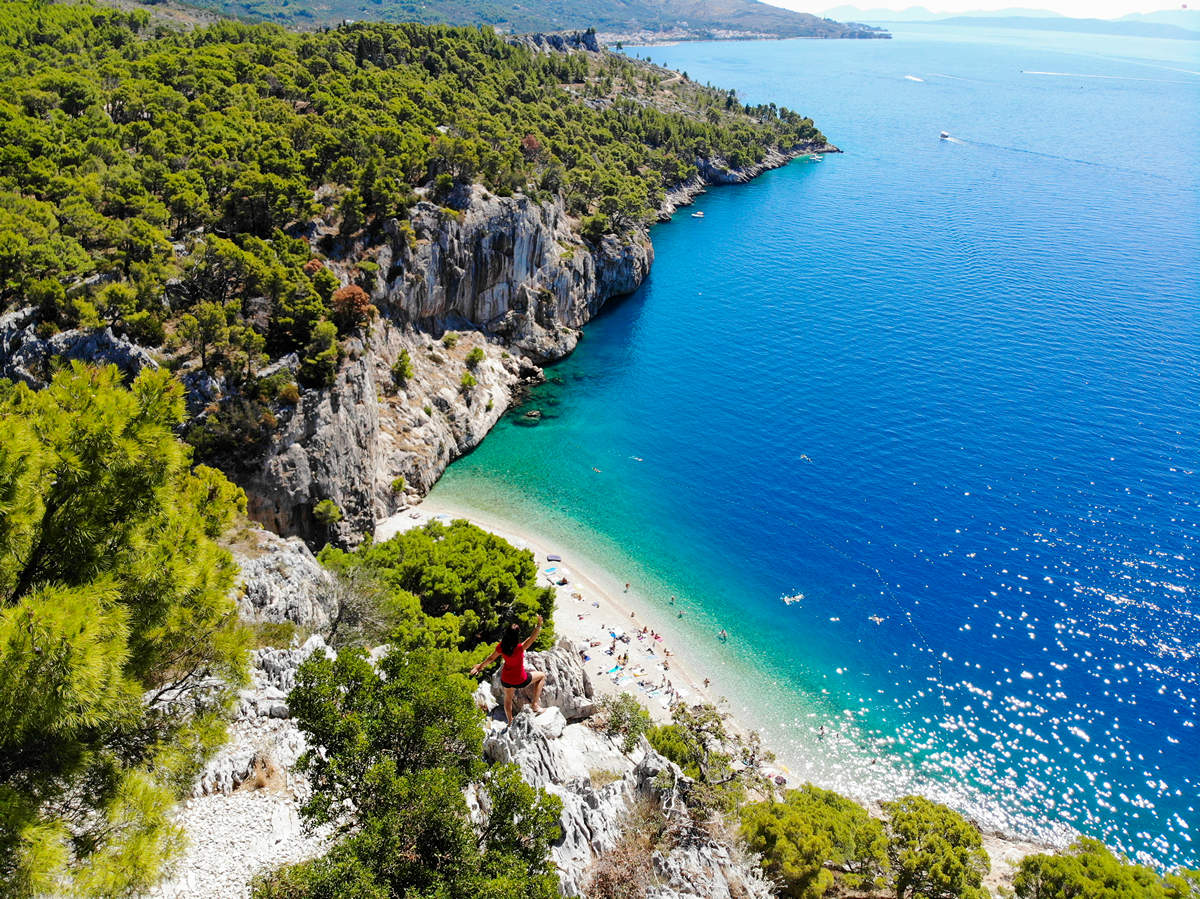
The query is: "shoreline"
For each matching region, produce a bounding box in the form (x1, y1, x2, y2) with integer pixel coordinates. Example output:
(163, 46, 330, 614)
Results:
(377, 498, 727, 726)
(376, 498, 1057, 891)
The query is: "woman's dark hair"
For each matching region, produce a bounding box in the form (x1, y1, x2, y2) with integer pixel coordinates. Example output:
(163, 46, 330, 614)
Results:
(499, 622, 522, 655)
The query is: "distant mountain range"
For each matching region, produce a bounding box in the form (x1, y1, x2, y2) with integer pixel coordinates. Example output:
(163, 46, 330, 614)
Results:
(167, 0, 890, 39)
(823, 5, 1200, 37)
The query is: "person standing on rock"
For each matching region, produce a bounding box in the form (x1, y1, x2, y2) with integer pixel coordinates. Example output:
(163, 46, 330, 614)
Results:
(470, 615, 547, 724)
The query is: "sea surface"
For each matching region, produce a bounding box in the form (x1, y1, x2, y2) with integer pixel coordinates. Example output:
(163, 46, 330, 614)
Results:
(431, 26, 1200, 866)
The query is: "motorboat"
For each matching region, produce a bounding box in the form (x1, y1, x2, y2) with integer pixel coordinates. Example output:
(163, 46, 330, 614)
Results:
(939, 130, 950, 140)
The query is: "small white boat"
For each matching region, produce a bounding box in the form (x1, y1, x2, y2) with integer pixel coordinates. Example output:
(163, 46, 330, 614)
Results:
(691, 211, 704, 218)
(806, 153, 822, 161)
(939, 130, 950, 140)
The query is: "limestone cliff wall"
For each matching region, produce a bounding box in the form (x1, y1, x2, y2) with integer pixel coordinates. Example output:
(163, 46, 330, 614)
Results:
(245, 187, 653, 545)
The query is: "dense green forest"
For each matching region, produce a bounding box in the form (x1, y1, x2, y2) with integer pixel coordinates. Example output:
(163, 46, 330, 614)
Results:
(0, 0, 823, 466)
(164, 0, 888, 40)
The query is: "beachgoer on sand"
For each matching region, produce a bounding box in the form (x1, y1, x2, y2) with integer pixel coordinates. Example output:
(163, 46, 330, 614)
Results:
(470, 615, 546, 724)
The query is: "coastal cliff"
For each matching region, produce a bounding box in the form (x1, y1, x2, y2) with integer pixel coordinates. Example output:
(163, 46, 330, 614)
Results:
(240, 143, 824, 545)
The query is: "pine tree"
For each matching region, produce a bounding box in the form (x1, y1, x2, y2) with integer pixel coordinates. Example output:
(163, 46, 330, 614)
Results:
(0, 363, 249, 897)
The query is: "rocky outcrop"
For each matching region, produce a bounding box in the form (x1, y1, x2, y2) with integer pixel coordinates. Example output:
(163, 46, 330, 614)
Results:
(483, 638, 599, 721)
(658, 143, 838, 220)
(373, 186, 653, 362)
(243, 187, 653, 545)
(0, 306, 158, 387)
(479, 643, 773, 898)
(227, 525, 335, 630)
(508, 30, 601, 54)
(194, 636, 333, 797)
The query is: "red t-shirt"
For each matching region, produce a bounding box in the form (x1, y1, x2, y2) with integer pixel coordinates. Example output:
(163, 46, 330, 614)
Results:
(498, 642, 527, 685)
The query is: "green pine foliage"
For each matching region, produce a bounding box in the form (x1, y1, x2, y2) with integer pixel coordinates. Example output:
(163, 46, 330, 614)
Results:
(594, 692, 651, 753)
(0, 1, 825, 474)
(882, 795, 990, 899)
(318, 518, 555, 653)
(0, 1, 821, 344)
(645, 702, 771, 819)
(740, 785, 888, 898)
(1013, 837, 1200, 899)
(252, 640, 562, 898)
(0, 363, 249, 897)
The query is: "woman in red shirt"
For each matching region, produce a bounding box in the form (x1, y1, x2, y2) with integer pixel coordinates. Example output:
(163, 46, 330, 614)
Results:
(470, 615, 546, 723)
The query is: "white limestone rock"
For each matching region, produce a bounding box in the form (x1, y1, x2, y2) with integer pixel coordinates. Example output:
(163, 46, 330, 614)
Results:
(227, 524, 335, 629)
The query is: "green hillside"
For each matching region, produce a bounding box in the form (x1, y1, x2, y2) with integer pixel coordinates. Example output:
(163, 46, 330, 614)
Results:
(164, 0, 890, 38)
(0, 0, 827, 465)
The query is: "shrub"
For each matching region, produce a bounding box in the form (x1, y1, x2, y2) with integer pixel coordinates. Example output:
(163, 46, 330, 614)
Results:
(391, 476, 407, 494)
(186, 396, 278, 470)
(313, 499, 343, 526)
(299, 320, 340, 387)
(882, 796, 989, 899)
(249, 620, 306, 648)
(460, 371, 477, 391)
(647, 703, 771, 819)
(278, 382, 301, 404)
(466, 346, 485, 369)
(423, 404, 432, 416)
(392, 349, 414, 384)
(594, 693, 651, 753)
(256, 644, 562, 899)
(442, 331, 459, 349)
(331, 284, 372, 334)
(581, 212, 611, 244)
(590, 768, 624, 788)
(1013, 837, 1190, 899)
(741, 785, 888, 898)
(318, 519, 555, 652)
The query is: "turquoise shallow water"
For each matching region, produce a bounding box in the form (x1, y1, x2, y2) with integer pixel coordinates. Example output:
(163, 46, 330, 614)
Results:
(433, 27, 1200, 865)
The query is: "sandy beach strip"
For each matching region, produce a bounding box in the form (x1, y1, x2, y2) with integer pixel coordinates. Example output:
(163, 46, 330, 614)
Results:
(376, 497, 730, 726)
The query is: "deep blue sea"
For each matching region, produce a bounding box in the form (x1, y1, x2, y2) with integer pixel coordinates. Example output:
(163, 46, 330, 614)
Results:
(433, 26, 1200, 866)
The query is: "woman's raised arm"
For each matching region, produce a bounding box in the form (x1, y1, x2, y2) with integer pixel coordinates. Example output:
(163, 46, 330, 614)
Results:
(522, 615, 544, 650)
(469, 647, 501, 676)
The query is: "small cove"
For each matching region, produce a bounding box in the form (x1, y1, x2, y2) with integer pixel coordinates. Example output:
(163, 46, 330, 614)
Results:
(432, 26, 1200, 867)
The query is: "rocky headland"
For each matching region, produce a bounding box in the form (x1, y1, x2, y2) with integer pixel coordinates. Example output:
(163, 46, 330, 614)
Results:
(1, 142, 828, 550)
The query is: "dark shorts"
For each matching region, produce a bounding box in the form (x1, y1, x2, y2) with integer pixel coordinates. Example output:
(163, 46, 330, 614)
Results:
(501, 673, 533, 689)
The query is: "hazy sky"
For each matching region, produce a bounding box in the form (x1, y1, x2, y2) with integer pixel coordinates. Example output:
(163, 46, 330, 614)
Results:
(767, 0, 1187, 17)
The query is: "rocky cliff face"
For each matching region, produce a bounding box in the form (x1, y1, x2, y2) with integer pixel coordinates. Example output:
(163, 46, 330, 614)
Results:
(0, 152, 813, 549)
(0, 306, 158, 385)
(243, 187, 653, 545)
(226, 524, 335, 630)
